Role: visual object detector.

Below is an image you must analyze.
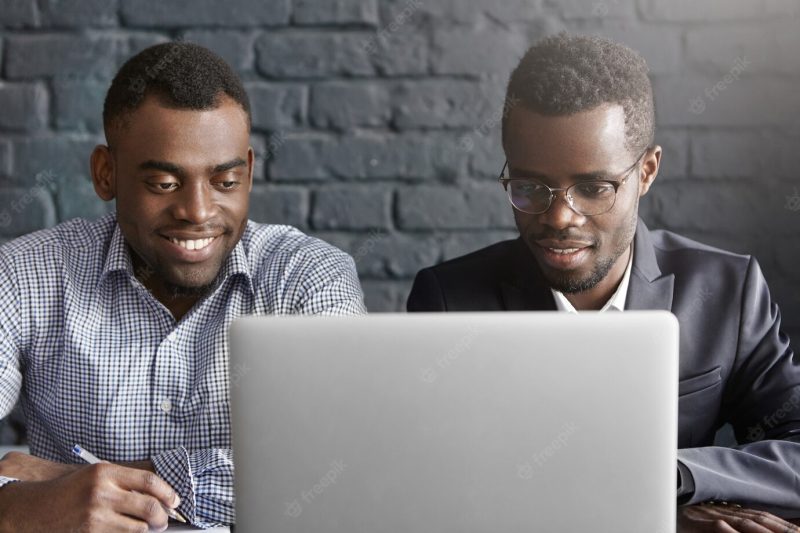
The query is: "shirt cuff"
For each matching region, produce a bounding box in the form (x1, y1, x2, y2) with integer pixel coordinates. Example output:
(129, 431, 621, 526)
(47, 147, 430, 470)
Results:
(151, 447, 201, 526)
(677, 459, 696, 504)
(0, 477, 18, 489)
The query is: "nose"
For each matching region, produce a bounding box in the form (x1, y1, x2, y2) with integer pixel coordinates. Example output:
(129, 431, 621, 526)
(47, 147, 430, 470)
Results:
(172, 181, 216, 224)
(537, 189, 585, 230)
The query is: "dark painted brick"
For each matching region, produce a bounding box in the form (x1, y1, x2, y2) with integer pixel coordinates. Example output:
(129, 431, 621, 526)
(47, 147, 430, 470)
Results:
(691, 131, 767, 178)
(0, 186, 57, 236)
(270, 133, 468, 181)
(38, 0, 119, 27)
(549, 0, 633, 19)
(0, 0, 37, 27)
(686, 25, 800, 76)
(53, 80, 106, 132)
(380, 0, 545, 25)
(360, 279, 411, 312)
(256, 32, 374, 78)
(311, 186, 391, 230)
(310, 82, 390, 130)
(397, 183, 514, 230)
(654, 77, 800, 127)
(392, 79, 503, 129)
(5, 34, 124, 79)
(294, 0, 379, 25)
(182, 30, 256, 73)
(639, 0, 766, 21)
(245, 83, 306, 131)
(441, 230, 519, 260)
(11, 136, 99, 183)
(0, 83, 48, 131)
(54, 175, 113, 221)
(121, 0, 290, 27)
(647, 180, 799, 237)
(248, 185, 309, 228)
(430, 26, 529, 75)
(655, 129, 689, 179)
(0, 140, 11, 177)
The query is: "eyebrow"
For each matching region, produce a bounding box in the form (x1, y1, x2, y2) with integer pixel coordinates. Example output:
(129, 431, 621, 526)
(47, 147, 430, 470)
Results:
(138, 157, 247, 178)
(508, 167, 615, 181)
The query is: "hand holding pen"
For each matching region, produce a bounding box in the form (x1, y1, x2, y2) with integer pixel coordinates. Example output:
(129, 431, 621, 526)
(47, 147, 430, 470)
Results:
(73, 444, 188, 525)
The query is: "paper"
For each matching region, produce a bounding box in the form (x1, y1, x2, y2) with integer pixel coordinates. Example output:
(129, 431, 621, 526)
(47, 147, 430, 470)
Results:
(168, 524, 231, 532)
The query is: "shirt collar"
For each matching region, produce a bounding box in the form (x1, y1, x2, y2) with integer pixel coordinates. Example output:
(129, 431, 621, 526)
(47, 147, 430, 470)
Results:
(551, 243, 634, 313)
(98, 220, 256, 296)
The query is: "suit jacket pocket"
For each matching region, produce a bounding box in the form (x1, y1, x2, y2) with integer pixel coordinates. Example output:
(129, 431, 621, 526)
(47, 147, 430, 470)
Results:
(679, 366, 722, 397)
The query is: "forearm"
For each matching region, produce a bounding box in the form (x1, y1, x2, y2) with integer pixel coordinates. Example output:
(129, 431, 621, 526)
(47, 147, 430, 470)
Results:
(151, 446, 234, 527)
(678, 439, 800, 518)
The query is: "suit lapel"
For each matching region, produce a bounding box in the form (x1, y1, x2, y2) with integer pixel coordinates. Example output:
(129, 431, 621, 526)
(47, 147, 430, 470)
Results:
(499, 221, 674, 312)
(500, 239, 557, 311)
(625, 219, 674, 311)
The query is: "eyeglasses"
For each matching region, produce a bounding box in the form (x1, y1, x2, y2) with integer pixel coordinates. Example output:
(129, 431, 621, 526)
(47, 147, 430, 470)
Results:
(498, 149, 648, 216)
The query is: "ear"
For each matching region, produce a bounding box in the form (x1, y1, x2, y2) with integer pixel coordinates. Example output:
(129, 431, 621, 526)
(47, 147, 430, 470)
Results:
(638, 145, 661, 198)
(246, 146, 254, 193)
(91, 145, 116, 201)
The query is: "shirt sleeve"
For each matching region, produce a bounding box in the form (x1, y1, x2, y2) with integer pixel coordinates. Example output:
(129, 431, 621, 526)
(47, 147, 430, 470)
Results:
(676, 460, 695, 504)
(151, 446, 234, 528)
(0, 248, 22, 418)
(291, 244, 367, 316)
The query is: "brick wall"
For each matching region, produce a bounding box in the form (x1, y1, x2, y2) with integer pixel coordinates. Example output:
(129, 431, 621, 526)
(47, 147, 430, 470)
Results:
(0, 0, 798, 343)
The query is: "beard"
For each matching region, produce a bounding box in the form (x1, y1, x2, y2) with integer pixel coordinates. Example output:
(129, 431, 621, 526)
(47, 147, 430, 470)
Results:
(163, 279, 217, 299)
(545, 254, 618, 294)
(531, 203, 639, 295)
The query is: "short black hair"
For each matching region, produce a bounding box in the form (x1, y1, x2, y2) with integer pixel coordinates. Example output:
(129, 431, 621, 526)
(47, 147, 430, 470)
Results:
(103, 42, 251, 143)
(503, 33, 654, 155)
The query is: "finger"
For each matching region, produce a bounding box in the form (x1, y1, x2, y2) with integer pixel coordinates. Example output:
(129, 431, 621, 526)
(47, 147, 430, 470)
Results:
(736, 508, 800, 533)
(703, 506, 787, 533)
(111, 467, 181, 509)
(111, 490, 170, 531)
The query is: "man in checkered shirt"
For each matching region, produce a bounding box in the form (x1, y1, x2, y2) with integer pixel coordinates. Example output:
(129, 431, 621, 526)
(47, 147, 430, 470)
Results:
(0, 43, 365, 531)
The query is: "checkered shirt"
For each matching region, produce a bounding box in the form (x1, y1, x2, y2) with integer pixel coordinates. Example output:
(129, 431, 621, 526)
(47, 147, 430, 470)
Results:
(0, 212, 366, 527)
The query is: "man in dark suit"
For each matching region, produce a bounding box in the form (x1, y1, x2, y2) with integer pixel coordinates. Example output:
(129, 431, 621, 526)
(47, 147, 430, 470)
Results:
(408, 34, 800, 532)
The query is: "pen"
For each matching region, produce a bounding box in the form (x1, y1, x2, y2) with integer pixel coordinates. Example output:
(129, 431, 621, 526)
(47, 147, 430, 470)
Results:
(72, 444, 188, 524)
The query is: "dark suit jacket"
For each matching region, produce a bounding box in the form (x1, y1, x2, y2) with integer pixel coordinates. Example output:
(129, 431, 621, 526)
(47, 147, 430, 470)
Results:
(408, 219, 800, 515)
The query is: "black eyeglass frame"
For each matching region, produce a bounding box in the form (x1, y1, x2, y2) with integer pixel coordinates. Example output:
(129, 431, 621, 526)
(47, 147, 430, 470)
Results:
(497, 148, 649, 216)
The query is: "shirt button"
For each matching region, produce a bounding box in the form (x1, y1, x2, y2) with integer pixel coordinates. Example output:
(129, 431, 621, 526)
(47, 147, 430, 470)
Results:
(167, 331, 177, 342)
(160, 399, 173, 413)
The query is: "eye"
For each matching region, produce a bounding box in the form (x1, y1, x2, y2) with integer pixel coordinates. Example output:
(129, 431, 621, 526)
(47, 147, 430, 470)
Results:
(149, 181, 179, 192)
(574, 182, 614, 198)
(217, 180, 240, 190)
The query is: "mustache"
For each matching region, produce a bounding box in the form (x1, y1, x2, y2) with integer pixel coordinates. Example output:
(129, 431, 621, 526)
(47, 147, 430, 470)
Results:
(528, 230, 597, 245)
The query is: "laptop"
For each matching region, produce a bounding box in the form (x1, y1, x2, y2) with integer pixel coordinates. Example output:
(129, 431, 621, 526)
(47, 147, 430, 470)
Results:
(229, 312, 679, 533)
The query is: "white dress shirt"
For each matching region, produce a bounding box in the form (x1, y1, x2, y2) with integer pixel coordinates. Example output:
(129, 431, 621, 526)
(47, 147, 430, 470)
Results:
(550, 245, 634, 313)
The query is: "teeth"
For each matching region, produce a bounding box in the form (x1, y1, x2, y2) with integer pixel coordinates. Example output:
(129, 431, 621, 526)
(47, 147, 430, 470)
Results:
(548, 247, 580, 255)
(169, 237, 215, 251)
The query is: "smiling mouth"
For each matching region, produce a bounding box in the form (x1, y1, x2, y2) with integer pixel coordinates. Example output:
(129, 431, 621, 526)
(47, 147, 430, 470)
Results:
(163, 236, 217, 251)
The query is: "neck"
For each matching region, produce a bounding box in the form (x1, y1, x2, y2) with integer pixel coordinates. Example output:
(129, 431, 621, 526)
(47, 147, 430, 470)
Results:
(564, 245, 631, 311)
(131, 256, 202, 322)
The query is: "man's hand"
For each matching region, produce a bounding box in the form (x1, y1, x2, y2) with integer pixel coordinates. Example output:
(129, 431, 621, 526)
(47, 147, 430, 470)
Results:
(0, 451, 80, 482)
(678, 503, 800, 532)
(0, 462, 181, 533)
